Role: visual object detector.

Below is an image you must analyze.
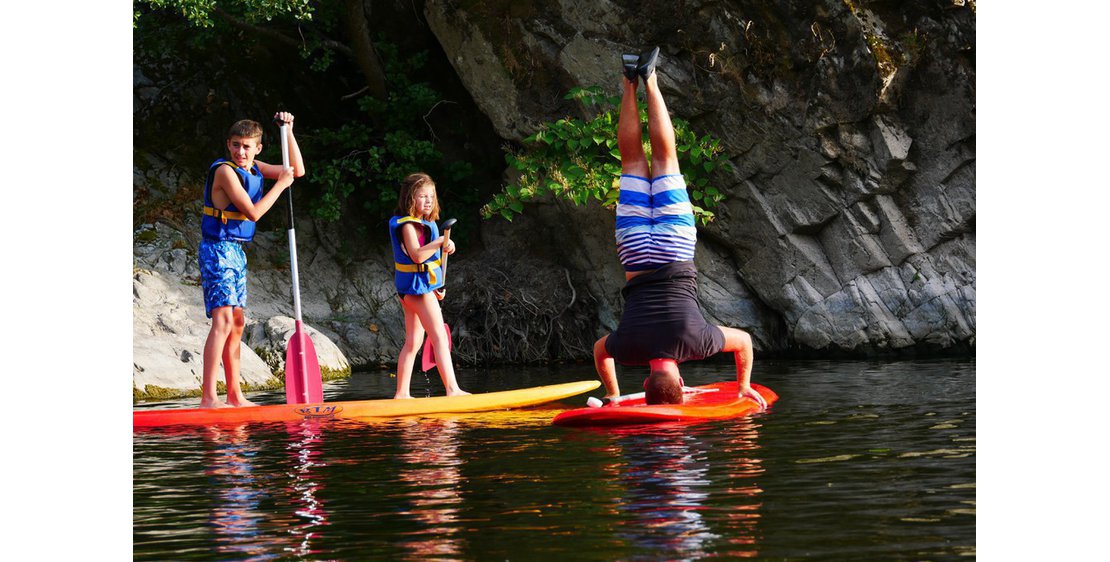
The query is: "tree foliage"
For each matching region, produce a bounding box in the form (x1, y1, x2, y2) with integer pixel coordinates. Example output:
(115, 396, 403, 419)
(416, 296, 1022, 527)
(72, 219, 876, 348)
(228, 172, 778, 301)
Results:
(134, 0, 314, 28)
(484, 87, 730, 224)
(135, 0, 475, 227)
(307, 43, 473, 223)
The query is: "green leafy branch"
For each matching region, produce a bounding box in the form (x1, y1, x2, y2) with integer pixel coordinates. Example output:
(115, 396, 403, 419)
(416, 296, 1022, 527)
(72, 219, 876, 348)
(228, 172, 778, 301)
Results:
(134, 0, 314, 28)
(482, 86, 731, 224)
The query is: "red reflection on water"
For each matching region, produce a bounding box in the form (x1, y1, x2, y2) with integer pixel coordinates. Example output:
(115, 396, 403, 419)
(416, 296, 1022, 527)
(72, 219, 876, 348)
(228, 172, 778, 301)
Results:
(395, 418, 466, 559)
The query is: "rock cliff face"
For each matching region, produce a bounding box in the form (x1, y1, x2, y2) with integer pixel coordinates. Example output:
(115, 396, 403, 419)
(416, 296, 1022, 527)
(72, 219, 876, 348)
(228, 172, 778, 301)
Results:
(425, 0, 975, 354)
(133, 0, 974, 398)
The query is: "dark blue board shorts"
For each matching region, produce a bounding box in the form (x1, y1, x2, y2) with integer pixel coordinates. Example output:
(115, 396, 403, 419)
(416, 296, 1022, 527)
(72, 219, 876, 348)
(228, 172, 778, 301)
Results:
(199, 240, 248, 318)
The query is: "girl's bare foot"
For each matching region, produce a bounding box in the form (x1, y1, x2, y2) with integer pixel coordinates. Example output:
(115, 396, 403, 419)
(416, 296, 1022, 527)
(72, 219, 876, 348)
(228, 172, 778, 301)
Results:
(445, 388, 471, 397)
(394, 393, 414, 400)
(228, 397, 258, 407)
(200, 398, 230, 409)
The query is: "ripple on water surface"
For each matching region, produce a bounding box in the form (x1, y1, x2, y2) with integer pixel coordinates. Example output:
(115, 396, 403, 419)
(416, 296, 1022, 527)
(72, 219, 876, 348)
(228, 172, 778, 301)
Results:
(134, 359, 974, 560)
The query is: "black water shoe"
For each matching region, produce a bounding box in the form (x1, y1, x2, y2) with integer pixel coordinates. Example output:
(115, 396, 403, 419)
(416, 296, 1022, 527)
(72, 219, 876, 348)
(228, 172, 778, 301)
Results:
(637, 46, 660, 82)
(622, 53, 640, 82)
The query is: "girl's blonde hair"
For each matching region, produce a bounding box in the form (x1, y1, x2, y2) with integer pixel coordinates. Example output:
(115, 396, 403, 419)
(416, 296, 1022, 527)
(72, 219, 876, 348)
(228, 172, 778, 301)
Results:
(395, 172, 440, 220)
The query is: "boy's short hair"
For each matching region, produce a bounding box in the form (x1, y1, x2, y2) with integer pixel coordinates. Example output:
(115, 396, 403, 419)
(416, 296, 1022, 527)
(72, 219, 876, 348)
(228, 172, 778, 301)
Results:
(228, 119, 263, 140)
(395, 172, 441, 220)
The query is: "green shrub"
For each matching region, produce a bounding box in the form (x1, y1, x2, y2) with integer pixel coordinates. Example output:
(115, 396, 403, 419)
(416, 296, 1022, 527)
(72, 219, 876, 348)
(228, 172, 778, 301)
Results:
(483, 86, 730, 224)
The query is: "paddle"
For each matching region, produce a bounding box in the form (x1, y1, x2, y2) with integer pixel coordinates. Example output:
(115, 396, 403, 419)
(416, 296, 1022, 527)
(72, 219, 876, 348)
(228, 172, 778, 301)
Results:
(421, 218, 456, 372)
(586, 386, 720, 408)
(277, 118, 323, 405)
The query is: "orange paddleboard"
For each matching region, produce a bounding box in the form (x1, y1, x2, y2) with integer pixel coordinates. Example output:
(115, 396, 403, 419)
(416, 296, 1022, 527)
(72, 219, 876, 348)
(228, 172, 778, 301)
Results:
(552, 382, 777, 427)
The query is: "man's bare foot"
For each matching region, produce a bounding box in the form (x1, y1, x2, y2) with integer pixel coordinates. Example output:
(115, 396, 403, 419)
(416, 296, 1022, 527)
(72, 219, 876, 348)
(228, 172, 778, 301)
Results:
(200, 398, 230, 409)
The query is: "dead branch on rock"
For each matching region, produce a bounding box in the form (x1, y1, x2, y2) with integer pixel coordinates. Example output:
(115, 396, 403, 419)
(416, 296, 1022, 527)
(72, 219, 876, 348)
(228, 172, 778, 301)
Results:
(444, 264, 596, 365)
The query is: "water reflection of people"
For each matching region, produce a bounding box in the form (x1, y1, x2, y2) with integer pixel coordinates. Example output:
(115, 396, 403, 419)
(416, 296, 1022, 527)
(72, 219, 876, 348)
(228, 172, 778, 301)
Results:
(603, 420, 766, 558)
(395, 418, 466, 559)
(284, 420, 329, 557)
(200, 421, 330, 558)
(202, 423, 271, 558)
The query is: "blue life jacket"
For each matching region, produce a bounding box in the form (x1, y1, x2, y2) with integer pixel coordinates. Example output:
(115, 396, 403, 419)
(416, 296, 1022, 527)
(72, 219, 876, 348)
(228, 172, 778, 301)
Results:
(389, 215, 443, 295)
(201, 159, 264, 242)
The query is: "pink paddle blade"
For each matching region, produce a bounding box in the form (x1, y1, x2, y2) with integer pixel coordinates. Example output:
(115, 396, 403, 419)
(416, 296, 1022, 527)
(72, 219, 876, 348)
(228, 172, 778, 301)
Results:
(421, 323, 452, 372)
(285, 322, 324, 404)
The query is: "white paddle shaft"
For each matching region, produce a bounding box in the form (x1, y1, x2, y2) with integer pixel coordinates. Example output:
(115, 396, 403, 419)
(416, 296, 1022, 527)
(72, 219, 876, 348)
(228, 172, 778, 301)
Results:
(288, 230, 303, 322)
(280, 123, 303, 322)
(280, 123, 291, 171)
(587, 386, 719, 408)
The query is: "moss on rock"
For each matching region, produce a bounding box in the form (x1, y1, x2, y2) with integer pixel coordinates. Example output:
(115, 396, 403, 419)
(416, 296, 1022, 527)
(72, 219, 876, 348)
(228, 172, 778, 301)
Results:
(132, 365, 352, 404)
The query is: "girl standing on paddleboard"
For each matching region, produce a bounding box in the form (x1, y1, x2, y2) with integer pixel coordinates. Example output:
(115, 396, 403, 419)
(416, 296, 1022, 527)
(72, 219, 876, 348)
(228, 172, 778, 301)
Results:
(388, 173, 469, 399)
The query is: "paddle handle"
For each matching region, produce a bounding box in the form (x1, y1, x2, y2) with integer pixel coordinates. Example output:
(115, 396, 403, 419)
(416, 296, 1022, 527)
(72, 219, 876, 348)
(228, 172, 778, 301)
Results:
(278, 122, 291, 171)
(435, 218, 457, 301)
(440, 226, 453, 279)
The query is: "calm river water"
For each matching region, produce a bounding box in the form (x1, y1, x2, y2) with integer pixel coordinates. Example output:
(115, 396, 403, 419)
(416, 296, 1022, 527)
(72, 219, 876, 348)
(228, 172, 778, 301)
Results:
(133, 358, 975, 560)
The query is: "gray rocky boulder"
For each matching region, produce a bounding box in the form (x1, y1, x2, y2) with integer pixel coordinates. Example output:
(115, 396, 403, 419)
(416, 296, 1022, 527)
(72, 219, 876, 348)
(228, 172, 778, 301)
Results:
(245, 316, 352, 377)
(423, 0, 976, 355)
(132, 221, 355, 401)
(133, 1, 976, 402)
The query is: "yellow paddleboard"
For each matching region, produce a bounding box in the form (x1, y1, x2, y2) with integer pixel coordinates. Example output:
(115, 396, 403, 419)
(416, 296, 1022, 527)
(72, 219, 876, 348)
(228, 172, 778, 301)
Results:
(135, 380, 600, 428)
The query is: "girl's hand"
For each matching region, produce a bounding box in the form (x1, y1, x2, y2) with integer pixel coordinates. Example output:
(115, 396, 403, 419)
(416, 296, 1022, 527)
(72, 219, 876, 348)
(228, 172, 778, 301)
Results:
(443, 239, 456, 255)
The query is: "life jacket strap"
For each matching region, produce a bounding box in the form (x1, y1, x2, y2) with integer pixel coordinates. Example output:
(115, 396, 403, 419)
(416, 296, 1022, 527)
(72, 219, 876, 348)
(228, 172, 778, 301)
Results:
(395, 258, 442, 286)
(203, 206, 249, 224)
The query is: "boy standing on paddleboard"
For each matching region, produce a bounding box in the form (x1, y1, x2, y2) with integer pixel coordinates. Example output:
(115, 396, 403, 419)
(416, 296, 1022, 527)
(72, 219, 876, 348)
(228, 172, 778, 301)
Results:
(592, 48, 767, 408)
(198, 113, 305, 408)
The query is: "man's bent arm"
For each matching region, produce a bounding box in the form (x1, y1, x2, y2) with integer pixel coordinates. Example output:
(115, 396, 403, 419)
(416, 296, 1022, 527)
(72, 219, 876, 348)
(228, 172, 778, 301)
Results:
(594, 336, 621, 398)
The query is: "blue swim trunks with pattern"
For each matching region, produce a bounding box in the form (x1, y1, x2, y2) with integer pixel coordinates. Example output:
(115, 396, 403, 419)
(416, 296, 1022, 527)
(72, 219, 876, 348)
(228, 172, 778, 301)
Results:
(199, 240, 248, 318)
(615, 173, 697, 271)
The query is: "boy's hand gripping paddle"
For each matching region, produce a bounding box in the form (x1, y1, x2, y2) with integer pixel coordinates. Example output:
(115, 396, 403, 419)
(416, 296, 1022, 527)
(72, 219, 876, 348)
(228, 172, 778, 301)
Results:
(422, 218, 456, 372)
(277, 118, 323, 405)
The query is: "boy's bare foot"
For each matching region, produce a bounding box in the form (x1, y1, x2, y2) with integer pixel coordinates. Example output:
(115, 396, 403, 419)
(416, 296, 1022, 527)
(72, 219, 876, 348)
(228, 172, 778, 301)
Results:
(200, 398, 230, 409)
(227, 397, 258, 407)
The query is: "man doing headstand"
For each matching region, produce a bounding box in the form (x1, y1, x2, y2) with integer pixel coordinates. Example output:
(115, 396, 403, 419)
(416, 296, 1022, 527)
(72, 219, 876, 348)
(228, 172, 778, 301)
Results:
(593, 47, 767, 408)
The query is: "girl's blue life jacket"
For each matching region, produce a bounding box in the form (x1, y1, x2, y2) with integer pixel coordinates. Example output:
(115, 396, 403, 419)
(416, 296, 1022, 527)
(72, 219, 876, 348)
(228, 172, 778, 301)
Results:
(389, 215, 444, 295)
(201, 159, 264, 242)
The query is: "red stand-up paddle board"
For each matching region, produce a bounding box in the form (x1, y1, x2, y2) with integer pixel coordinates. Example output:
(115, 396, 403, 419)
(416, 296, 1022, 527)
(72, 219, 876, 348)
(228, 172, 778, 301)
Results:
(552, 382, 777, 427)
